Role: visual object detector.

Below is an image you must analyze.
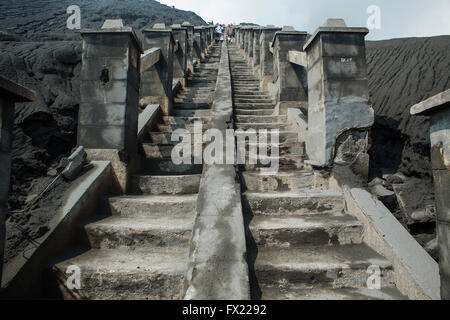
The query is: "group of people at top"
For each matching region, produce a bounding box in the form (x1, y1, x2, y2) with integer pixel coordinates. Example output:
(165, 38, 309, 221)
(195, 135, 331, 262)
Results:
(214, 23, 235, 43)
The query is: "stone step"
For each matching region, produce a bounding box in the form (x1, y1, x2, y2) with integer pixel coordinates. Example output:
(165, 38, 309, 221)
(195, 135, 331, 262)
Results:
(233, 93, 271, 99)
(236, 115, 286, 123)
(235, 109, 274, 116)
(233, 91, 267, 96)
(242, 170, 314, 192)
(173, 109, 211, 117)
(235, 103, 275, 110)
(235, 122, 289, 130)
(238, 131, 299, 142)
(142, 144, 174, 158)
(106, 194, 197, 217)
(52, 247, 188, 300)
(143, 158, 202, 175)
(85, 215, 194, 249)
(174, 102, 211, 110)
(243, 189, 344, 215)
(247, 213, 363, 247)
(243, 154, 307, 171)
(156, 123, 210, 133)
(174, 97, 212, 104)
(131, 174, 201, 195)
(244, 142, 305, 157)
(162, 116, 211, 125)
(251, 245, 394, 290)
(234, 98, 274, 104)
(258, 285, 407, 300)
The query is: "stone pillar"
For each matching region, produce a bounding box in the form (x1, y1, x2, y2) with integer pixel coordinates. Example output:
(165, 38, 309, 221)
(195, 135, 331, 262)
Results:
(142, 23, 175, 116)
(411, 89, 450, 300)
(304, 19, 373, 167)
(243, 28, 249, 53)
(271, 27, 308, 115)
(201, 27, 208, 56)
(78, 21, 143, 193)
(247, 28, 255, 64)
(193, 27, 205, 62)
(252, 27, 263, 73)
(182, 21, 195, 74)
(0, 76, 35, 286)
(236, 27, 242, 47)
(79, 23, 142, 154)
(171, 24, 188, 86)
(259, 26, 281, 90)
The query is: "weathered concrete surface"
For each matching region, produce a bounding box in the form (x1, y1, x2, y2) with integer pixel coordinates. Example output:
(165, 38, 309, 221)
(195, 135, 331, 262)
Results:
(142, 24, 175, 116)
(271, 29, 308, 115)
(344, 187, 440, 300)
(78, 27, 142, 154)
(140, 48, 161, 73)
(182, 22, 195, 74)
(0, 76, 35, 292)
(410, 89, 450, 299)
(304, 19, 373, 166)
(137, 104, 160, 142)
(287, 108, 308, 144)
(171, 25, 188, 85)
(1, 161, 118, 298)
(184, 42, 249, 300)
(259, 27, 281, 90)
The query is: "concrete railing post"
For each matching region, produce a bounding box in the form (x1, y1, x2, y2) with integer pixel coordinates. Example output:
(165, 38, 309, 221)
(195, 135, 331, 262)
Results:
(259, 26, 281, 90)
(182, 21, 195, 74)
(411, 89, 450, 300)
(141, 23, 175, 116)
(0, 76, 35, 288)
(271, 27, 308, 115)
(193, 27, 205, 63)
(246, 27, 255, 64)
(78, 20, 143, 192)
(243, 28, 249, 53)
(171, 24, 188, 86)
(303, 19, 373, 171)
(252, 27, 263, 74)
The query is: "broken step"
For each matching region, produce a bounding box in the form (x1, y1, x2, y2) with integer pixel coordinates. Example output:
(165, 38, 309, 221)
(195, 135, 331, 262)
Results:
(247, 213, 363, 246)
(52, 247, 188, 300)
(243, 189, 344, 215)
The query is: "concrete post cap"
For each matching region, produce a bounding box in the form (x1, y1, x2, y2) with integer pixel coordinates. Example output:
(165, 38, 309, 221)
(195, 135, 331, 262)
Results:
(101, 19, 124, 29)
(153, 23, 166, 29)
(303, 19, 369, 51)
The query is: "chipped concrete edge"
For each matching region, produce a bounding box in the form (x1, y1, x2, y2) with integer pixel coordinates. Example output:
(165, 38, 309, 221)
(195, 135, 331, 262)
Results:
(1, 161, 118, 297)
(137, 104, 160, 142)
(183, 41, 250, 300)
(343, 186, 440, 300)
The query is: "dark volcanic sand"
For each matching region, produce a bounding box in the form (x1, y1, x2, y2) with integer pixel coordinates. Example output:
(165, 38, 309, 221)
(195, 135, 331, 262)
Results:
(366, 36, 450, 179)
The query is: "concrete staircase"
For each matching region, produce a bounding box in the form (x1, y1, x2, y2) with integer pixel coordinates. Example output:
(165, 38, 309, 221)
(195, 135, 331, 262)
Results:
(49, 43, 222, 300)
(228, 44, 407, 300)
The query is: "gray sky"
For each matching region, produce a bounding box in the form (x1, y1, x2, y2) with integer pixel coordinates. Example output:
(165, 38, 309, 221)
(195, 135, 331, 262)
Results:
(158, 0, 450, 40)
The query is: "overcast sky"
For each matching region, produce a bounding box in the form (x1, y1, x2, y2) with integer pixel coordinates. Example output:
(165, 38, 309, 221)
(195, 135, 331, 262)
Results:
(158, 0, 450, 40)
